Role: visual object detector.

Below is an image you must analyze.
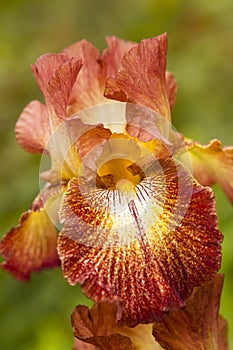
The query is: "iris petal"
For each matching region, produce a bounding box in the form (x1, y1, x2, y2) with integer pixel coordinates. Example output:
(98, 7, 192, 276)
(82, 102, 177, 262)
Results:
(186, 139, 233, 203)
(15, 100, 50, 154)
(71, 302, 134, 350)
(71, 301, 164, 349)
(153, 274, 229, 350)
(58, 156, 222, 326)
(63, 40, 106, 114)
(102, 36, 136, 79)
(105, 33, 171, 120)
(0, 186, 62, 280)
(31, 53, 82, 119)
(165, 72, 177, 110)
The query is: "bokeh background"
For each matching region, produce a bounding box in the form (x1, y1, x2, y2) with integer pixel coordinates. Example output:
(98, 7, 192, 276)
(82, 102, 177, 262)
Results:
(0, 0, 233, 349)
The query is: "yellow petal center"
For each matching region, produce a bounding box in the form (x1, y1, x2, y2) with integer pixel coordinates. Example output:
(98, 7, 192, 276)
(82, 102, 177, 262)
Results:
(97, 158, 144, 190)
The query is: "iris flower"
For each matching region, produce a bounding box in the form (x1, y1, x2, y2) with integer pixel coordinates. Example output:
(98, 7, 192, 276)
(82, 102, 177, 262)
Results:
(0, 33, 232, 328)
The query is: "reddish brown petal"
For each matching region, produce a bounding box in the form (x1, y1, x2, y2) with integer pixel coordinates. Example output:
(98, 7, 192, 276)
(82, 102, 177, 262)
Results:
(31, 53, 82, 119)
(31, 53, 70, 103)
(165, 72, 177, 109)
(63, 40, 106, 114)
(186, 139, 233, 203)
(152, 274, 230, 350)
(15, 100, 50, 153)
(58, 158, 222, 326)
(102, 36, 136, 79)
(47, 57, 83, 119)
(105, 33, 171, 120)
(71, 302, 134, 350)
(218, 316, 230, 350)
(0, 187, 61, 280)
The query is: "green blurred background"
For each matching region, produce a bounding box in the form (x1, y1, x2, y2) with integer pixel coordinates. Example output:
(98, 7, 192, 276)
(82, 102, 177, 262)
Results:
(0, 0, 232, 348)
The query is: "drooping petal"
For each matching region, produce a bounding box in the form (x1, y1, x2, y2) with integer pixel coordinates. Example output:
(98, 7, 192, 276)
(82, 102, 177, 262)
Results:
(0, 186, 62, 280)
(58, 157, 222, 326)
(186, 139, 233, 203)
(31, 53, 82, 119)
(165, 72, 177, 110)
(71, 302, 134, 350)
(102, 36, 136, 79)
(63, 40, 106, 114)
(152, 274, 229, 350)
(105, 33, 171, 120)
(15, 100, 50, 153)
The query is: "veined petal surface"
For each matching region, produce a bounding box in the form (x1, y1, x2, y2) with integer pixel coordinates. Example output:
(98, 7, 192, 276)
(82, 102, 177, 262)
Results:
(71, 301, 165, 349)
(186, 139, 233, 203)
(15, 100, 50, 154)
(63, 40, 106, 114)
(0, 186, 62, 280)
(58, 156, 222, 326)
(71, 302, 134, 350)
(102, 36, 136, 79)
(153, 274, 229, 350)
(105, 33, 171, 120)
(165, 72, 177, 110)
(31, 53, 82, 119)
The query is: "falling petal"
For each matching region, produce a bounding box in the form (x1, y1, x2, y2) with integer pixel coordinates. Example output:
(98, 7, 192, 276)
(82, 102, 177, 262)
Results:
(152, 274, 229, 350)
(58, 157, 222, 326)
(0, 186, 62, 280)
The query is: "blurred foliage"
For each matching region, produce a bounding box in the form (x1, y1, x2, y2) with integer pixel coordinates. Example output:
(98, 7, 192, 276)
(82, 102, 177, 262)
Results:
(0, 0, 233, 349)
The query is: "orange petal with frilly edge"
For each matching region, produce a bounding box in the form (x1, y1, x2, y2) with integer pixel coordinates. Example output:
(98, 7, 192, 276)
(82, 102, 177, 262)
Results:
(186, 139, 233, 203)
(47, 57, 83, 119)
(31, 53, 82, 119)
(15, 100, 50, 154)
(153, 274, 230, 350)
(58, 158, 222, 326)
(32, 53, 70, 102)
(0, 187, 61, 280)
(71, 302, 134, 350)
(104, 33, 171, 120)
